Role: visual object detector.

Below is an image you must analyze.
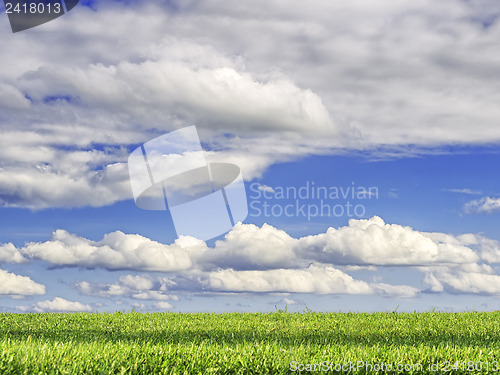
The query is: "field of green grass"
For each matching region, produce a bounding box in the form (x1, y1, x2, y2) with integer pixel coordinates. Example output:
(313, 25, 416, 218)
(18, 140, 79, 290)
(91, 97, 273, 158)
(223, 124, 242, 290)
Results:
(0, 311, 498, 374)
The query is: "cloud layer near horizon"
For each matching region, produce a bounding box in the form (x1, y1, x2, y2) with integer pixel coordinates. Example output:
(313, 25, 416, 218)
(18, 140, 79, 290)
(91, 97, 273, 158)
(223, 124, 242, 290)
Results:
(2, 217, 499, 300)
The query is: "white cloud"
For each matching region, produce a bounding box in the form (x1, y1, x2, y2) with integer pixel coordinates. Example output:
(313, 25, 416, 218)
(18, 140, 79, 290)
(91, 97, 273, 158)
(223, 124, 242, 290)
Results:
(445, 188, 482, 195)
(200, 215, 479, 272)
(429, 232, 500, 264)
(0, 243, 27, 263)
(371, 283, 421, 298)
(154, 301, 173, 309)
(118, 275, 155, 290)
(0, 269, 46, 296)
(146, 0, 500, 146)
(200, 223, 299, 270)
(75, 275, 178, 301)
(464, 196, 500, 214)
(23, 63, 336, 135)
(131, 291, 172, 301)
(205, 263, 418, 297)
(257, 184, 275, 194)
(299, 216, 479, 266)
(76, 281, 126, 297)
(32, 297, 91, 312)
(21, 230, 206, 271)
(423, 264, 500, 295)
(0, 161, 132, 209)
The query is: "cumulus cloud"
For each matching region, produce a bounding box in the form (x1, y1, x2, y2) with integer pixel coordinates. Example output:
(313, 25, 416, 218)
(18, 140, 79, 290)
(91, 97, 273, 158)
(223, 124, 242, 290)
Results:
(27, 297, 92, 312)
(201, 223, 299, 270)
(0, 269, 46, 296)
(21, 230, 206, 271)
(299, 216, 479, 266)
(196, 217, 483, 271)
(0, 243, 27, 263)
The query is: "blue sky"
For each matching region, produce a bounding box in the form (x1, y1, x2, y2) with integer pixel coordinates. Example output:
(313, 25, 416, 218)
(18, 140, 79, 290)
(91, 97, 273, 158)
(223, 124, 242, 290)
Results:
(1, 0, 500, 313)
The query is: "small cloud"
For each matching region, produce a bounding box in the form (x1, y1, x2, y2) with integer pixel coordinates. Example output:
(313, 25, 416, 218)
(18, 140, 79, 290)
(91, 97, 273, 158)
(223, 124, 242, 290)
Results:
(388, 188, 398, 198)
(445, 188, 482, 195)
(0, 243, 28, 263)
(283, 298, 297, 305)
(75, 275, 177, 301)
(258, 184, 275, 194)
(464, 197, 500, 214)
(154, 301, 173, 309)
(23, 297, 92, 312)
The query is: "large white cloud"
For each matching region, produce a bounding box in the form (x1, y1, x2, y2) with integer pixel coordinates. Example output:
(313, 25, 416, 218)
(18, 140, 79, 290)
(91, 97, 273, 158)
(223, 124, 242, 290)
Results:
(201, 223, 299, 270)
(299, 216, 480, 266)
(2, 0, 500, 208)
(198, 217, 488, 271)
(205, 263, 418, 297)
(0, 269, 46, 296)
(22, 63, 336, 135)
(20, 230, 206, 271)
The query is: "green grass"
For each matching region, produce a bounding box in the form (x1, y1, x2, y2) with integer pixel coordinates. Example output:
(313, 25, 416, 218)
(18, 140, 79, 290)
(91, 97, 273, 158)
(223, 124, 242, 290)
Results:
(0, 311, 499, 374)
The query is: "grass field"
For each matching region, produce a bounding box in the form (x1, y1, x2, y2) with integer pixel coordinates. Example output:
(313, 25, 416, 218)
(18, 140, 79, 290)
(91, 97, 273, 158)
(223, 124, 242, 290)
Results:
(0, 310, 499, 374)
